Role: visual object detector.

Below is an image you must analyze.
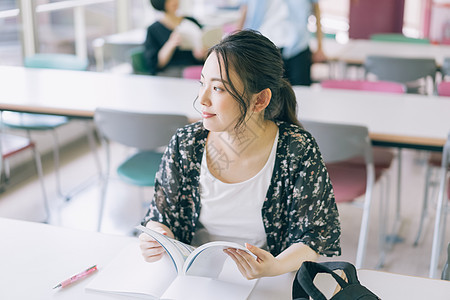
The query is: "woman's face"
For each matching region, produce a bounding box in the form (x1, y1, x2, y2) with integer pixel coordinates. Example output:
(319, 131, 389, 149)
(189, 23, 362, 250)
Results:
(199, 52, 246, 133)
(164, 0, 179, 14)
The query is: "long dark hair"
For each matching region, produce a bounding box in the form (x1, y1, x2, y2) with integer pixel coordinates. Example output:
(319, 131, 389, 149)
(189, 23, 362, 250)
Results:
(208, 30, 300, 131)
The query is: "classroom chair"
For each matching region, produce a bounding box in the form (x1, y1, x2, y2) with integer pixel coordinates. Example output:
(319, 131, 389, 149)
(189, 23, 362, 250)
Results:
(321, 80, 400, 267)
(302, 120, 391, 269)
(414, 83, 450, 248)
(0, 133, 50, 220)
(370, 33, 430, 44)
(94, 108, 189, 231)
(321, 79, 405, 93)
(364, 55, 437, 95)
(129, 47, 150, 75)
(1, 53, 98, 200)
(182, 65, 203, 80)
(429, 131, 450, 278)
(437, 81, 450, 96)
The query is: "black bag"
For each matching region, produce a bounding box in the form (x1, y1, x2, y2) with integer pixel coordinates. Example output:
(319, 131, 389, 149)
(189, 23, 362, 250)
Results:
(292, 261, 380, 300)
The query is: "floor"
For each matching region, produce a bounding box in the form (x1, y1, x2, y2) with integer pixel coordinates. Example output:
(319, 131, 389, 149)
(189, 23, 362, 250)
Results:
(0, 130, 449, 279)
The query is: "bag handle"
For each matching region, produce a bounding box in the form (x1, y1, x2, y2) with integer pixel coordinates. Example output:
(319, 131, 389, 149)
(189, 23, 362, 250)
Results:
(292, 261, 360, 300)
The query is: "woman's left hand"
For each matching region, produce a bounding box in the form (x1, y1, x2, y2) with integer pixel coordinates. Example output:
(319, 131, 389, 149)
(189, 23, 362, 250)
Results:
(224, 243, 280, 279)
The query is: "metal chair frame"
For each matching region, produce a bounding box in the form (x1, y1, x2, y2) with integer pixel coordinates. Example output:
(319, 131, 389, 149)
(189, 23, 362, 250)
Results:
(429, 132, 450, 278)
(94, 108, 189, 231)
(302, 120, 378, 268)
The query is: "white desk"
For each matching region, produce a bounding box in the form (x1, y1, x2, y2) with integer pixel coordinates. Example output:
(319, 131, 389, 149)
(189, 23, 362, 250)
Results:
(335, 39, 450, 67)
(1, 218, 449, 300)
(1, 66, 450, 150)
(0, 217, 296, 300)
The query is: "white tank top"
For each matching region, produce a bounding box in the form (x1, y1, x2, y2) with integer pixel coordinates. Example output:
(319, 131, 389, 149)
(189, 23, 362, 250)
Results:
(192, 130, 279, 249)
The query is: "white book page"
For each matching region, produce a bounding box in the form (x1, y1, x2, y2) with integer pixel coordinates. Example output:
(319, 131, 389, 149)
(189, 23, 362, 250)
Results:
(136, 225, 195, 273)
(175, 19, 202, 50)
(161, 258, 257, 300)
(183, 241, 251, 277)
(85, 243, 177, 299)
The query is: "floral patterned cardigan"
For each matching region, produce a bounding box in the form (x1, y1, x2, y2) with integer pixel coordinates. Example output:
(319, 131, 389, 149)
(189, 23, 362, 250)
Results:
(143, 120, 341, 257)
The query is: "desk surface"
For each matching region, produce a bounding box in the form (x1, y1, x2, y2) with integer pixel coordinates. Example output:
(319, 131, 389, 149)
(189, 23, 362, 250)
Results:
(0, 218, 449, 300)
(1, 66, 450, 150)
(335, 39, 450, 66)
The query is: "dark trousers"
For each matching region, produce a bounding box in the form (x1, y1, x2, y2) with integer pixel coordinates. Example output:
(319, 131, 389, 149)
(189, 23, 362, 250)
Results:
(282, 47, 312, 86)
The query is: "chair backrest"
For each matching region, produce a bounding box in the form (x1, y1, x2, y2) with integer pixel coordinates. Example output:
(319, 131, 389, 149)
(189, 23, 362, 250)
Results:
(370, 33, 430, 44)
(437, 82, 450, 97)
(182, 65, 203, 80)
(364, 55, 437, 84)
(129, 47, 150, 75)
(321, 79, 405, 94)
(24, 53, 89, 71)
(94, 108, 189, 150)
(301, 120, 373, 165)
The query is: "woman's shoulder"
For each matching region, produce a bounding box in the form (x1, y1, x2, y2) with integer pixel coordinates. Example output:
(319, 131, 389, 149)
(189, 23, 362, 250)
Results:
(276, 121, 315, 146)
(148, 20, 169, 32)
(182, 16, 203, 28)
(174, 121, 208, 140)
(275, 121, 323, 165)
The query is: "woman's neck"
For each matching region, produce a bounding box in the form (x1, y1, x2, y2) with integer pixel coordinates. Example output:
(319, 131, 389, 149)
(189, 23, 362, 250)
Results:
(208, 119, 277, 159)
(205, 119, 278, 183)
(161, 13, 182, 29)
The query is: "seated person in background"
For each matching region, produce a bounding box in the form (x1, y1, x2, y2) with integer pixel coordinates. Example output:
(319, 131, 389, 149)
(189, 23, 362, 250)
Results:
(144, 0, 206, 76)
(139, 30, 341, 279)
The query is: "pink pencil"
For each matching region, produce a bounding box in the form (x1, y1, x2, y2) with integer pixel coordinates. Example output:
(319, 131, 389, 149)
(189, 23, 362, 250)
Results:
(53, 265, 98, 289)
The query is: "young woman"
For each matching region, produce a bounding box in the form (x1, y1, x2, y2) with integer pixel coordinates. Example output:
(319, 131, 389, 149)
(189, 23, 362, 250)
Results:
(144, 0, 205, 76)
(140, 30, 341, 279)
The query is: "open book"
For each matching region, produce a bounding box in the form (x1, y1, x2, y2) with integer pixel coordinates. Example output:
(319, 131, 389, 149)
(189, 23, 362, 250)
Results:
(175, 19, 223, 50)
(85, 225, 258, 300)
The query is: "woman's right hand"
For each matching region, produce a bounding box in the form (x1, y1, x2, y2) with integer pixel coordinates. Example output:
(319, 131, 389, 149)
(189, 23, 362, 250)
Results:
(139, 221, 174, 262)
(167, 31, 182, 49)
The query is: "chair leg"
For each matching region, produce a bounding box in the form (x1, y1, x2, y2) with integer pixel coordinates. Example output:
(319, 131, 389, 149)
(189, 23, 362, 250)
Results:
(394, 148, 402, 223)
(385, 148, 404, 249)
(355, 165, 375, 269)
(429, 168, 449, 278)
(86, 121, 102, 175)
(32, 146, 50, 222)
(97, 139, 111, 232)
(377, 173, 392, 269)
(414, 160, 432, 246)
(3, 158, 10, 182)
(50, 130, 64, 199)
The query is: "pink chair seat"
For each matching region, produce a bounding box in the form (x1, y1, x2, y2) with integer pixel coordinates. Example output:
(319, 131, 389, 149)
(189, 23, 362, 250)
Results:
(1, 134, 35, 158)
(182, 66, 203, 80)
(437, 82, 450, 96)
(321, 80, 405, 94)
(345, 147, 395, 170)
(327, 162, 385, 203)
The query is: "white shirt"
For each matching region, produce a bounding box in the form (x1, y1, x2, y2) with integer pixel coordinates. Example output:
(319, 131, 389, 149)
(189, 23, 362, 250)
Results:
(192, 130, 279, 248)
(258, 0, 295, 49)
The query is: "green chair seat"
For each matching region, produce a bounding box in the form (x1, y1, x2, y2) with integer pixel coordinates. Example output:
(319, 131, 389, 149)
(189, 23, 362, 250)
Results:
(129, 47, 151, 75)
(117, 151, 163, 187)
(370, 33, 430, 44)
(2, 112, 68, 131)
(24, 53, 89, 70)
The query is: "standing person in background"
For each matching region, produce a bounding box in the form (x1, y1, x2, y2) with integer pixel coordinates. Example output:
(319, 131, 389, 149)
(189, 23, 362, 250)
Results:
(237, 0, 326, 86)
(144, 0, 206, 76)
(139, 30, 341, 279)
